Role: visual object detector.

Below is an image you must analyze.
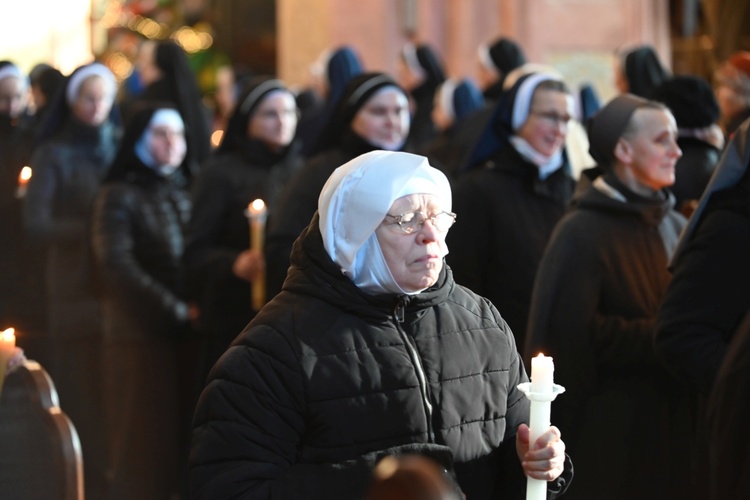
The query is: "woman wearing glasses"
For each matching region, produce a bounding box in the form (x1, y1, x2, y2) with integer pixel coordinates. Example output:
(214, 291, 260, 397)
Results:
(190, 150, 572, 499)
(445, 72, 576, 349)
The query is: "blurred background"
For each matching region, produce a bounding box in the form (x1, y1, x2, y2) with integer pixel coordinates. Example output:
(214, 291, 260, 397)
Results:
(2, 0, 749, 120)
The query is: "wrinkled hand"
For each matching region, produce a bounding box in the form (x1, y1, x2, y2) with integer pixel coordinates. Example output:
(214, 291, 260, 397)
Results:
(516, 424, 566, 481)
(232, 249, 265, 282)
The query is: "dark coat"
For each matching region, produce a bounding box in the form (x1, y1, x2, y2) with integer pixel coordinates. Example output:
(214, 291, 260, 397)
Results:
(24, 118, 119, 337)
(190, 215, 572, 500)
(525, 175, 687, 500)
(184, 142, 303, 365)
(670, 136, 720, 213)
(91, 140, 193, 499)
(707, 309, 750, 500)
(91, 164, 192, 341)
(445, 145, 575, 346)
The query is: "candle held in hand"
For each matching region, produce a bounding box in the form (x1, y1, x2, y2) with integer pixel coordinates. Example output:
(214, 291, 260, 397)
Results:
(247, 199, 267, 311)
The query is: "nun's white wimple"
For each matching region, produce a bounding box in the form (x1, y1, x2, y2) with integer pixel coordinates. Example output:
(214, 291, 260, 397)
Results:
(437, 79, 458, 123)
(346, 75, 395, 107)
(511, 72, 563, 131)
(401, 43, 425, 80)
(66, 63, 116, 106)
(477, 43, 496, 72)
(318, 150, 451, 295)
(239, 79, 286, 115)
(0, 64, 26, 88)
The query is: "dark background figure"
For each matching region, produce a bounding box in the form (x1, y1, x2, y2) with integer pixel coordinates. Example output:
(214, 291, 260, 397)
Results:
(652, 75, 723, 217)
(613, 44, 671, 99)
(91, 103, 195, 500)
(27, 63, 65, 133)
(476, 37, 527, 103)
(655, 117, 750, 500)
(707, 309, 750, 500)
(714, 50, 750, 140)
(446, 73, 576, 346)
(23, 61, 121, 500)
(265, 72, 412, 298)
(418, 77, 485, 180)
(0, 61, 36, 332)
(397, 42, 446, 151)
(184, 77, 303, 389)
(126, 39, 212, 166)
(525, 95, 688, 500)
(295, 45, 364, 158)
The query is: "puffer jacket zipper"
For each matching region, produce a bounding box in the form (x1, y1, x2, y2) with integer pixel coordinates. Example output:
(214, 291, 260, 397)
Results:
(394, 297, 435, 442)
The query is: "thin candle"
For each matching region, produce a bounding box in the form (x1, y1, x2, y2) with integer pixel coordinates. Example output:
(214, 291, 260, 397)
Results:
(16, 166, 31, 198)
(517, 353, 565, 500)
(247, 199, 267, 311)
(0, 328, 17, 398)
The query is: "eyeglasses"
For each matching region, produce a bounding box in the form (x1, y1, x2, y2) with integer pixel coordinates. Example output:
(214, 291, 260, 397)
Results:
(530, 110, 572, 126)
(385, 211, 457, 234)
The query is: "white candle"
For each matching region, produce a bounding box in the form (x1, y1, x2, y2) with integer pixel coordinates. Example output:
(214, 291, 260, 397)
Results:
(16, 166, 31, 198)
(247, 199, 267, 311)
(0, 328, 17, 397)
(530, 353, 554, 394)
(527, 353, 554, 500)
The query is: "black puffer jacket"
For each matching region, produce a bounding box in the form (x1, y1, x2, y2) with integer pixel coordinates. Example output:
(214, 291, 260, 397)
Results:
(190, 215, 571, 499)
(91, 164, 192, 340)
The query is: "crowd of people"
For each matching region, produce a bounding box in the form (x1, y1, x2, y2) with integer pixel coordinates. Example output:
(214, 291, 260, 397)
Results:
(2, 34, 750, 500)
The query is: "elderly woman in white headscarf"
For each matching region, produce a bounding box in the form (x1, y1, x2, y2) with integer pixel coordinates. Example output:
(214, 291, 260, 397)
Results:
(190, 150, 572, 500)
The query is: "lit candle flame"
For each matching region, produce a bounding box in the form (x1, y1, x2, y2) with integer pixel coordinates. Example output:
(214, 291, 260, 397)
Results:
(18, 167, 32, 185)
(1, 328, 14, 341)
(249, 198, 266, 214)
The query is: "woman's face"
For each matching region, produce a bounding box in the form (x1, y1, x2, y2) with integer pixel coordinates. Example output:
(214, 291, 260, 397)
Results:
(517, 88, 571, 157)
(375, 193, 450, 292)
(71, 76, 113, 126)
(351, 87, 410, 150)
(616, 108, 682, 192)
(247, 91, 298, 151)
(0, 76, 26, 118)
(148, 121, 187, 168)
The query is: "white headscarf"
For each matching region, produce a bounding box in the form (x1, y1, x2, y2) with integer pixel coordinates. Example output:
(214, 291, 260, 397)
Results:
(135, 108, 185, 176)
(66, 62, 117, 106)
(318, 150, 452, 295)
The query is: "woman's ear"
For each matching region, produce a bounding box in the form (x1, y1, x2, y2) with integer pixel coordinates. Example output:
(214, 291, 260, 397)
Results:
(614, 137, 632, 164)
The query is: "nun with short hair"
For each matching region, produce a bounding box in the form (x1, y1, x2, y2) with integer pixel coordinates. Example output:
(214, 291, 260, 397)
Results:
(190, 149, 572, 499)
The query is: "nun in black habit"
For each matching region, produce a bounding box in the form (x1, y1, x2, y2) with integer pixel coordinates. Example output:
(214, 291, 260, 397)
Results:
(397, 42, 446, 150)
(264, 72, 411, 299)
(24, 60, 121, 500)
(126, 39, 212, 166)
(91, 102, 194, 500)
(296, 45, 364, 157)
(184, 77, 303, 384)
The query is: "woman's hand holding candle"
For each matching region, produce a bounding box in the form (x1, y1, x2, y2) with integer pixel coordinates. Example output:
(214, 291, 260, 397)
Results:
(232, 249, 265, 283)
(516, 423, 566, 481)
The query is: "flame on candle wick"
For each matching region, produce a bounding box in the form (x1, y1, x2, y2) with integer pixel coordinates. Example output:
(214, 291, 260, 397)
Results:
(249, 199, 266, 214)
(18, 167, 32, 185)
(1, 328, 15, 341)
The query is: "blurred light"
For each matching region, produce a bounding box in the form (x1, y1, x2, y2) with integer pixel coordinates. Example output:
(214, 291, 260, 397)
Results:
(211, 130, 224, 147)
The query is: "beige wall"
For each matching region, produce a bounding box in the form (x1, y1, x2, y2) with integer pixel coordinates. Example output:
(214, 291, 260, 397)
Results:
(277, 0, 671, 102)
